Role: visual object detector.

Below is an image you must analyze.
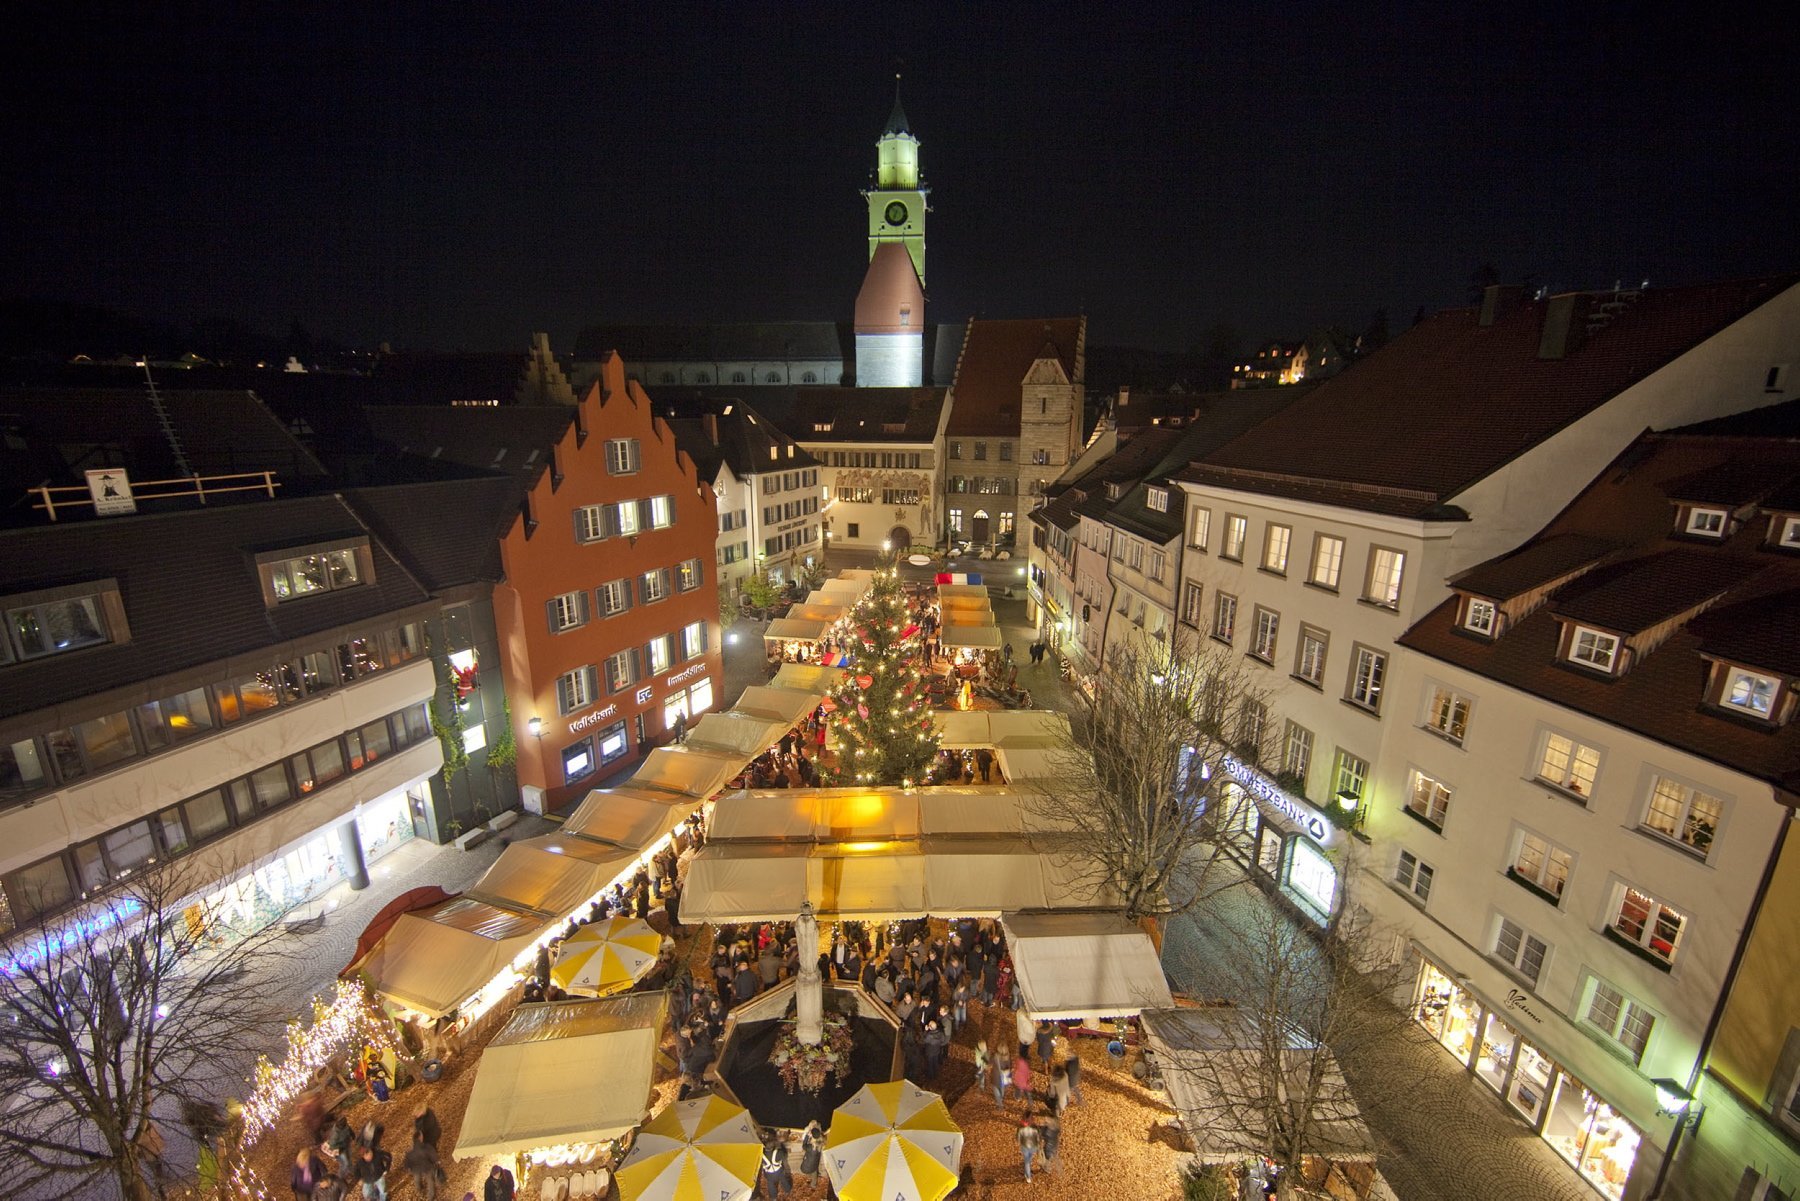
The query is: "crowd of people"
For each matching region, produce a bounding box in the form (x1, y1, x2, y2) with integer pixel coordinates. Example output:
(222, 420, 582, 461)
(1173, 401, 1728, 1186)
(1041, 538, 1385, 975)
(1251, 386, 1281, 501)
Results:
(289, 1104, 448, 1201)
(734, 717, 829, 789)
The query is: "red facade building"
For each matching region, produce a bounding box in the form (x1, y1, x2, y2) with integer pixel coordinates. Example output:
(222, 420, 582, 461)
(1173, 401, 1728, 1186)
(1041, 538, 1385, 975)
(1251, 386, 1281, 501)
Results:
(496, 355, 723, 810)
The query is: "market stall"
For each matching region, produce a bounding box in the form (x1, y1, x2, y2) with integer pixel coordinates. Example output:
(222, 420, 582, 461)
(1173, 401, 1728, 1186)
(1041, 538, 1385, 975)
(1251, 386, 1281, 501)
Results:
(472, 835, 639, 919)
(455, 993, 670, 1161)
(999, 912, 1174, 1019)
(682, 711, 790, 760)
(355, 896, 546, 1018)
(729, 685, 825, 729)
(629, 745, 745, 801)
(770, 662, 848, 693)
(560, 787, 704, 850)
(764, 617, 830, 660)
(1139, 1007, 1377, 1196)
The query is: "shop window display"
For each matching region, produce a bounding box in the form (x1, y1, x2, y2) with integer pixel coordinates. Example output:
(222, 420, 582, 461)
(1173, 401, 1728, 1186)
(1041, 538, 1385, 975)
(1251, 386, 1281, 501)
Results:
(1415, 963, 1481, 1064)
(1544, 1073, 1639, 1200)
(1475, 1016, 1518, 1094)
(1506, 1041, 1553, 1125)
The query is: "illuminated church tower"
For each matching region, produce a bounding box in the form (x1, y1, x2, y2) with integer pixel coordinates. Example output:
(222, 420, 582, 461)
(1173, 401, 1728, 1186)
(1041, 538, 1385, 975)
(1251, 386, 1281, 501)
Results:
(864, 78, 928, 290)
(856, 80, 928, 387)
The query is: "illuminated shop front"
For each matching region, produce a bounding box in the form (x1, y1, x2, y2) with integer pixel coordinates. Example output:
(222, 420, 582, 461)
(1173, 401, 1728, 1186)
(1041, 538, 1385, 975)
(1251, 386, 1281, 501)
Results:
(1412, 956, 1641, 1200)
(661, 673, 715, 734)
(1215, 754, 1341, 925)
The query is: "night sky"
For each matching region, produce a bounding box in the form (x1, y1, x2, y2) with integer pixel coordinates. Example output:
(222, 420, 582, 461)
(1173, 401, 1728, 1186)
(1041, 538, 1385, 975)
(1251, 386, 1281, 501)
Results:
(5, 4, 1795, 353)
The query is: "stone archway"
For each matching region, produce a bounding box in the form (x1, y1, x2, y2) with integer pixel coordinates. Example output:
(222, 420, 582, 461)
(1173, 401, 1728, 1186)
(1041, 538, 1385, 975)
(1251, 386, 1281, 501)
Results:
(888, 525, 912, 551)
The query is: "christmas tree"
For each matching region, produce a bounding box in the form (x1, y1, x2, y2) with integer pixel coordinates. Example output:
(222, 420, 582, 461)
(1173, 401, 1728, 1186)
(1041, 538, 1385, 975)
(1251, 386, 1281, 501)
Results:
(828, 569, 940, 785)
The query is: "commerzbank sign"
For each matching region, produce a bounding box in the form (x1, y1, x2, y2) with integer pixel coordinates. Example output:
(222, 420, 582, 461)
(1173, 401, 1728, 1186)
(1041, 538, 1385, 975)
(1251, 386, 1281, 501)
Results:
(1220, 753, 1334, 845)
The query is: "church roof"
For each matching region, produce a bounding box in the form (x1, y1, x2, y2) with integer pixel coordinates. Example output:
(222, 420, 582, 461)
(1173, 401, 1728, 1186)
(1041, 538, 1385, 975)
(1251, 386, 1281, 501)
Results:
(945, 318, 1085, 438)
(884, 87, 911, 137)
(855, 244, 925, 334)
(572, 322, 849, 364)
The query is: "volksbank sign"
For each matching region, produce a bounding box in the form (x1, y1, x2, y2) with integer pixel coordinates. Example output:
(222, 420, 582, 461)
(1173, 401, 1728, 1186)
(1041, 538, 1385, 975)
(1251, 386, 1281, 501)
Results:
(1219, 753, 1334, 845)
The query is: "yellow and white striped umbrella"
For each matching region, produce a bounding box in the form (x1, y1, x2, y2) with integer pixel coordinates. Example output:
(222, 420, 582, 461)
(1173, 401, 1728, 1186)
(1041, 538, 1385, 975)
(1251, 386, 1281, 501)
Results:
(825, 1080, 962, 1201)
(614, 1095, 761, 1201)
(549, 916, 663, 996)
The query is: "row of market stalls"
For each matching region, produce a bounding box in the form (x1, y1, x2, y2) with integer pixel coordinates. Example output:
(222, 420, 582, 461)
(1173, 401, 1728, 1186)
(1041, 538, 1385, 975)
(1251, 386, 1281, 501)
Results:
(935, 582, 1002, 655)
(763, 570, 876, 661)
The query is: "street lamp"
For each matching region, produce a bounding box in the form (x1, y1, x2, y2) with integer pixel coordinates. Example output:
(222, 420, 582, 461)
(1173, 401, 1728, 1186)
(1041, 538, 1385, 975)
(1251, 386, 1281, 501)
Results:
(1653, 1078, 1702, 1126)
(527, 716, 544, 739)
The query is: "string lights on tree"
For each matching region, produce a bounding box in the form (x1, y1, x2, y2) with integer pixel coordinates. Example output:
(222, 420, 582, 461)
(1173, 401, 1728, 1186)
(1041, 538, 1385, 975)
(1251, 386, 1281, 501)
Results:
(828, 569, 940, 785)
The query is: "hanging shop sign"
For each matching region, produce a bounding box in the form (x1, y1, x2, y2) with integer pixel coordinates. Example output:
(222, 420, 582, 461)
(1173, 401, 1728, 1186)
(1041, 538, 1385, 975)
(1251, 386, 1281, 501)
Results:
(568, 703, 619, 735)
(1220, 753, 1333, 844)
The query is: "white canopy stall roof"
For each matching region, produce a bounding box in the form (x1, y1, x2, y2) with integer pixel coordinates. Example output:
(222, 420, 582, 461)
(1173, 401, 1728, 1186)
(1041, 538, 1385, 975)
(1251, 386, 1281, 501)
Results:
(455, 993, 669, 1160)
(560, 787, 702, 851)
(1000, 913, 1174, 1019)
(935, 584, 989, 599)
(683, 712, 787, 760)
(729, 686, 823, 728)
(1138, 1007, 1377, 1164)
(835, 568, 877, 581)
(770, 663, 847, 692)
(940, 625, 1003, 650)
(358, 897, 545, 1017)
(931, 709, 992, 748)
(788, 603, 848, 623)
(764, 618, 828, 644)
(471, 835, 637, 919)
(630, 746, 744, 801)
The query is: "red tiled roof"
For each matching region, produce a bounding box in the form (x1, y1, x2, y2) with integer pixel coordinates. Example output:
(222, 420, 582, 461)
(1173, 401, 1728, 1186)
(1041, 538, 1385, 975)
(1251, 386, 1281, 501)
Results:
(946, 317, 1084, 437)
(1400, 426, 1800, 792)
(855, 244, 925, 334)
(1450, 532, 1618, 600)
(1186, 275, 1800, 516)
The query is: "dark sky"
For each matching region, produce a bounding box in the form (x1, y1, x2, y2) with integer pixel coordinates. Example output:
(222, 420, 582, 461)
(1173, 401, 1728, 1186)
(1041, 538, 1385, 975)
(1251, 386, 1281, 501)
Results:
(4, 3, 1796, 353)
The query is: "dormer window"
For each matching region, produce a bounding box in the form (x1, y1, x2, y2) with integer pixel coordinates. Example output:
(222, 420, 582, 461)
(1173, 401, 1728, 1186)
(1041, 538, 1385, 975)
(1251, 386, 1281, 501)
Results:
(1568, 625, 1621, 674)
(1146, 487, 1169, 513)
(1721, 667, 1779, 718)
(1464, 597, 1498, 636)
(1774, 516, 1800, 550)
(1104, 483, 1123, 501)
(1683, 507, 1728, 538)
(257, 541, 371, 606)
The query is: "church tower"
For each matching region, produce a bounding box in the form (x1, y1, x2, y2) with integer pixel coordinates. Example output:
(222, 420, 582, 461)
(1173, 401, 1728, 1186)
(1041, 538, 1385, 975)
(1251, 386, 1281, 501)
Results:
(864, 77, 929, 290)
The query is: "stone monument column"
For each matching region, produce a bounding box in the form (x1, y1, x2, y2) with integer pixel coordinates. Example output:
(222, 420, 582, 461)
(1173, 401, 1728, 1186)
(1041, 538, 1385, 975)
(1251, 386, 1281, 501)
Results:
(795, 900, 823, 1045)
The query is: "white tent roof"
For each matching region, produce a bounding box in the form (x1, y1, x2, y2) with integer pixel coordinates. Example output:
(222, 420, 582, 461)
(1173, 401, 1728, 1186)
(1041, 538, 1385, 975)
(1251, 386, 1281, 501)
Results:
(941, 625, 1003, 649)
(561, 787, 701, 850)
(764, 618, 827, 643)
(932, 709, 992, 747)
(922, 841, 1050, 915)
(683, 712, 786, 759)
(1000, 912, 1174, 1019)
(471, 835, 638, 918)
(815, 580, 865, 600)
(788, 603, 847, 622)
(705, 785, 1032, 843)
(941, 608, 996, 627)
(359, 897, 546, 1017)
(1138, 1008, 1377, 1164)
(629, 746, 743, 800)
(770, 663, 848, 692)
(936, 584, 989, 599)
(939, 596, 992, 614)
(994, 738, 1063, 780)
(729, 686, 822, 728)
(455, 994, 668, 1159)
(835, 568, 877, 581)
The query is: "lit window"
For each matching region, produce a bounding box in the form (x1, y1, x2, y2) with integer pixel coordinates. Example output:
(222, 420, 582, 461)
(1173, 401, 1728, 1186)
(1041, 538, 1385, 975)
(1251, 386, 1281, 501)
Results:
(1610, 885, 1686, 964)
(1406, 770, 1452, 830)
(1212, 592, 1237, 643)
(648, 495, 674, 529)
(1684, 507, 1727, 537)
(1584, 980, 1654, 1061)
(646, 635, 673, 675)
(1779, 516, 1800, 549)
(1222, 514, 1248, 561)
(1263, 524, 1291, 574)
(2, 586, 119, 662)
(1180, 582, 1204, 627)
(681, 620, 708, 659)
(1190, 508, 1211, 550)
(1721, 668, 1778, 717)
(1464, 598, 1497, 636)
(1536, 731, 1601, 798)
(1642, 776, 1724, 856)
(641, 569, 670, 603)
(1365, 548, 1405, 608)
(1347, 645, 1386, 711)
(1568, 625, 1620, 673)
(1251, 607, 1280, 662)
(605, 438, 641, 474)
(1295, 626, 1327, 685)
(1146, 487, 1169, 513)
(1425, 685, 1472, 744)
(1493, 917, 1549, 986)
(677, 558, 704, 592)
(1509, 830, 1573, 900)
(265, 547, 362, 602)
(1332, 749, 1368, 800)
(616, 501, 642, 537)
(1309, 535, 1343, 589)
(1395, 849, 1433, 903)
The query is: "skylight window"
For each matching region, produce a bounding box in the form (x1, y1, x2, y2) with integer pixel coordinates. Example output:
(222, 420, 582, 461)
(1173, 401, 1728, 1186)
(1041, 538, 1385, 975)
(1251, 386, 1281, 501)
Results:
(1683, 507, 1727, 537)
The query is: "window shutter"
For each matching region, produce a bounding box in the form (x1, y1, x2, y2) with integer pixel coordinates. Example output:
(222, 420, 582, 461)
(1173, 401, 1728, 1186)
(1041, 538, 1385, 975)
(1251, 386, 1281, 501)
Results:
(577, 591, 590, 623)
(630, 646, 643, 685)
(638, 499, 652, 531)
(546, 598, 562, 632)
(697, 623, 709, 655)
(660, 568, 672, 596)
(622, 578, 634, 610)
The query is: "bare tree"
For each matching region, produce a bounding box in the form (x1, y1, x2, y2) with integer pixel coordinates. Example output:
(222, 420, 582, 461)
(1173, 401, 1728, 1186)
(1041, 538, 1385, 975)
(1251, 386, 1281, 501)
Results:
(1149, 875, 1416, 1199)
(1027, 630, 1277, 927)
(0, 860, 294, 1200)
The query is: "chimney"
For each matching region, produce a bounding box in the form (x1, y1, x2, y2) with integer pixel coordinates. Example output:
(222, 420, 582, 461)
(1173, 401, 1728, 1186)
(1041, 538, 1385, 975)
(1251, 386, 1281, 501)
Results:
(1478, 284, 1523, 327)
(702, 412, 719, 445)
(1537, 293, 1587, 360)
(1116, 386, 1131, 409)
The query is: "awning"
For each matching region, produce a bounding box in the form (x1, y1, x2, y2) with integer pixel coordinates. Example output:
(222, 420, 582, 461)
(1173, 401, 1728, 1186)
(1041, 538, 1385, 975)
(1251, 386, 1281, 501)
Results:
(835, 568, 876, 581)
(470, 835, 638, 919)
(729, 686, 822, 728)
(788, 603, 847, 623)
(630, 746, 743, 801)
(941, 626, 1003, 650)
(357, 896, 546, 1017)
(682, 712, 787, 760)
(1000, 912, 1174, 1019)
(770, 663, 848, 693)
(764, 618, 828, 643)
(922, 841, 1050, 915)
(939, 596, 992, 615)
(936, 583, 988, 597)
(455, 993, 669, 1160)
(561, 787, 698, 851)
(993, 737, 1063, 780)
(706, 788, 928, 843)
(1138, 1007, 1377, 1164)
(932, 710, 992, 747)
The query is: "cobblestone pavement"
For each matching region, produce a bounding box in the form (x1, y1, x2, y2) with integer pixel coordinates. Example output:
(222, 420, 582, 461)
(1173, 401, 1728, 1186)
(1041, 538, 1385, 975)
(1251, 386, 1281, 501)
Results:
(1162, 871, 1592, 1201)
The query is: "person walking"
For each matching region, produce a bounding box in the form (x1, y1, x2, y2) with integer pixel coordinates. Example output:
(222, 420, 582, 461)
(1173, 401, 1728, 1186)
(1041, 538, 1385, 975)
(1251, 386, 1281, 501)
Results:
(1016, 1006, 1035, 1063)
(291, 1148, 329, 1200)
(1039, 1110, 1062, 1173)
(973, 1040, 992, 1093)
(799, 1121, 823, 1182)
(1048, 1064, 1071, 1116)
(1010, 1053, 1032, 1105)
(1064, 1050, 1083, 1106)
(952, 978, 971, 1028)
(1034, 1021, 1056, 1069)
(992, 1060, 1012, 1108)
(483, 1163, 515, 1201)
(412, 1105, 441, 1153)
(402, 1134, 443, 1201)
(354, 1145, 391, 1201)
(1015, 1115, 1042, 1183)
(758, 1134, 793, 1198)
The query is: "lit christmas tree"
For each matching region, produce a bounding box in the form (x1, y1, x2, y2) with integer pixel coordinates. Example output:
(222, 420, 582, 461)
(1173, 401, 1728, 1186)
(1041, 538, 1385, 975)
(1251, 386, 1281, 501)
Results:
(828, 570, 940, 785)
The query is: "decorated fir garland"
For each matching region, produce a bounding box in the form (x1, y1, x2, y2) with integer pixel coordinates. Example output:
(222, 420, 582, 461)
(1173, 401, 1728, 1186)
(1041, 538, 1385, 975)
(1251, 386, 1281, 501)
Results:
(772, 1010, 857, 1094)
